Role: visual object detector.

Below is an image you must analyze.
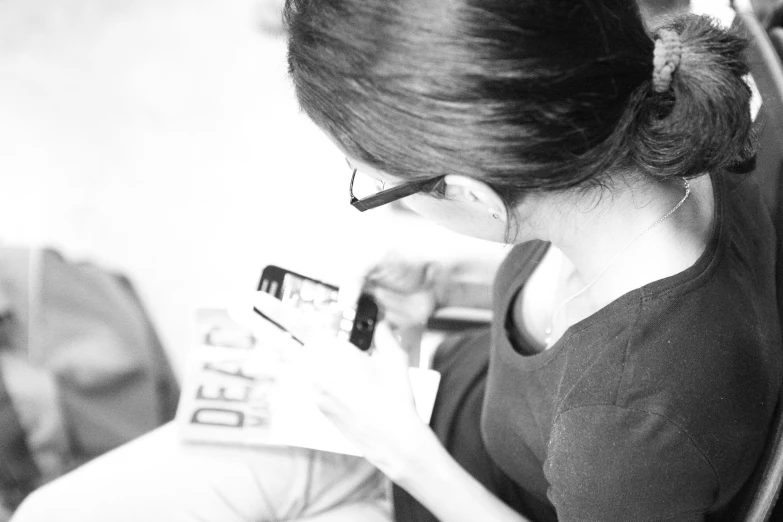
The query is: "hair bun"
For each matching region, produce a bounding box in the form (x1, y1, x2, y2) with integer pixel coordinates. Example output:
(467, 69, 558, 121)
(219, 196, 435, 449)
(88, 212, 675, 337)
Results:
(620, 15, 756, 181)
(652, 29, 682, 93)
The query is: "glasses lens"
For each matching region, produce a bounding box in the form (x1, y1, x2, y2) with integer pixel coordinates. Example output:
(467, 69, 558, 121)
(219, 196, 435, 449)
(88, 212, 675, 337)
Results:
(351, 170, 385, 199)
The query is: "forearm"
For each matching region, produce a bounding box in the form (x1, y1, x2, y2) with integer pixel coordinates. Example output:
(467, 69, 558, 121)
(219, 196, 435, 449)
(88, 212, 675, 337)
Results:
(391, 425, 531, 522)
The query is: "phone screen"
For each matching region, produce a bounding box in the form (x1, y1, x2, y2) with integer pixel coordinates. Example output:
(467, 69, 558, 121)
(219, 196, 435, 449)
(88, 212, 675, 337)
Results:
(273, 273, 351, 339)
(258, 266, 376, 349)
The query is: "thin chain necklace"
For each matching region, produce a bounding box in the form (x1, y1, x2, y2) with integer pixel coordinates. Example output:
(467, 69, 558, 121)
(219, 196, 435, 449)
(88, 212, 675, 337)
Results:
(543, 179, 691, 347)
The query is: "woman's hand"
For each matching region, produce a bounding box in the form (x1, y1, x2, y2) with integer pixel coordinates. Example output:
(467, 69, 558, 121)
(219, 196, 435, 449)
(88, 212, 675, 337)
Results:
(253, 292, 431, 479)
(340, 254, 445, 329)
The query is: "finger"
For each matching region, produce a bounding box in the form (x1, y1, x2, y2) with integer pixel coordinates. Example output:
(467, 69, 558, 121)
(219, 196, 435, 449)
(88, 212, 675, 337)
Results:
(380, 310, 422, 329)
(367, 257, 433, 294)
(373, 287, 427, 313)
(371, 321, 408, 364)
(374, 289, 433, 326)
(373, 321, 398, 347)
(372, 287, 408, 308)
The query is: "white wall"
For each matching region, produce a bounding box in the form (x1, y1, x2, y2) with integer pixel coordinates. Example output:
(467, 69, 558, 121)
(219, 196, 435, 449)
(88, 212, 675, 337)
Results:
(0, 0, 504, 375)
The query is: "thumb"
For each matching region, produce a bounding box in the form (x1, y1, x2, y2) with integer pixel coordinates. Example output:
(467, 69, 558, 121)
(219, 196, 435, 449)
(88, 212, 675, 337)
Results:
(372, 321, 409, 365)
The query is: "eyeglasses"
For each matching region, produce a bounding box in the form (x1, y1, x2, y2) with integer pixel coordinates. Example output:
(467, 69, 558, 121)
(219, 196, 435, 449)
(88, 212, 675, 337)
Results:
(349, 169, 443, 212)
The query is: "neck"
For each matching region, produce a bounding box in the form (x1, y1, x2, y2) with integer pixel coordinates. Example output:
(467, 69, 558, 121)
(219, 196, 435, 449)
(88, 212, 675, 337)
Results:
(531, 174, 714, 305)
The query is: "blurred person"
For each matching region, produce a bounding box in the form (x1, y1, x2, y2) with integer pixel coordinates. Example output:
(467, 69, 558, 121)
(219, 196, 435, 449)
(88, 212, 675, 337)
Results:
(0, 249, 179, 521)
(12, 1, 781, 521)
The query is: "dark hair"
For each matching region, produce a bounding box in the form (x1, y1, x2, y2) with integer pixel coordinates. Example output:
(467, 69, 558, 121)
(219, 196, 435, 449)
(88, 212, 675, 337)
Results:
(284, 0, 755, 209)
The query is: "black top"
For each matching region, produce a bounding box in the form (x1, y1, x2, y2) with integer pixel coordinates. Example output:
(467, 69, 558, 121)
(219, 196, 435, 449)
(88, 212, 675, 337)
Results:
(393, 172, 782, 521)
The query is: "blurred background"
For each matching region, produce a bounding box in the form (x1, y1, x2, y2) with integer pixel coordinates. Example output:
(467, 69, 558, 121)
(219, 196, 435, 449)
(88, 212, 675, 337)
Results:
(1, 0, 762, 517)
(0, 0, 507, 377)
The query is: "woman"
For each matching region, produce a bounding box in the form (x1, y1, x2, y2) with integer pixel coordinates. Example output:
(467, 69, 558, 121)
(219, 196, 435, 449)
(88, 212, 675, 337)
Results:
(281, 0, 780, 519)
(12, 1, 781, 521)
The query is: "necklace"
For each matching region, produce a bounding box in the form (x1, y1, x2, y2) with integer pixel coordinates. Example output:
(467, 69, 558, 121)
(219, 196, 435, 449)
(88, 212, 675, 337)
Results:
(543, 179, 691, 347)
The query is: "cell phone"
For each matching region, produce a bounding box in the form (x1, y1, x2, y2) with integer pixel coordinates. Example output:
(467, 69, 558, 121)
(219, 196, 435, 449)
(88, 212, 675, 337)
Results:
(257, 265, 378, 351)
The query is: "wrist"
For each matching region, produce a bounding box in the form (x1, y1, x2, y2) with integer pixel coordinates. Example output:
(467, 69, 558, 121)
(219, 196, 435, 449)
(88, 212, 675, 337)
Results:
(383, 421, 445, 485)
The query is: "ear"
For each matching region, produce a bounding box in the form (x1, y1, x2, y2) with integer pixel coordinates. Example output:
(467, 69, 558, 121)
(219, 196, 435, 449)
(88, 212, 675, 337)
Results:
(442, 175, 508, 222)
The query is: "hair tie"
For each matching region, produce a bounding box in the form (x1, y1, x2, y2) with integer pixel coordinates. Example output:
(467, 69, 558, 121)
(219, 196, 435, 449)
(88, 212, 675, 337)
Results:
(652, 29, 682, 93)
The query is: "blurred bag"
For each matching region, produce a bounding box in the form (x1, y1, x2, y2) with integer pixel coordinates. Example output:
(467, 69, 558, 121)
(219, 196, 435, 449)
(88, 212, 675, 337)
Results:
(0, 248, 180, 515)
